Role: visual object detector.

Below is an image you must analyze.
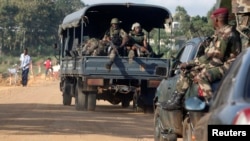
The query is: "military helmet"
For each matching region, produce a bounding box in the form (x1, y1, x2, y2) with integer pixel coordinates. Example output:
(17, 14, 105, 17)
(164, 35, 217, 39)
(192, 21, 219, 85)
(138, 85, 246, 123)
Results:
(110, 18, 120, 24)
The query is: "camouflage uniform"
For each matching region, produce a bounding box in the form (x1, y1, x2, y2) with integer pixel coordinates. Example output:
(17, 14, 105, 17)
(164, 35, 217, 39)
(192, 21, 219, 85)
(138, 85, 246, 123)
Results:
(196, 25, 241, 98)
(163, 7, 242, 110)
(128, 29, 150, 57)
(82, 38, 99, 55)
(103, 18, 128, 69)
(82, 38, 108, 56)
(232, 0, 250, 49)
(104, 27, 128, 68)
(129, 31, 147, 47)
(104, 28, 127, 46)
(175, 36, 215, 94)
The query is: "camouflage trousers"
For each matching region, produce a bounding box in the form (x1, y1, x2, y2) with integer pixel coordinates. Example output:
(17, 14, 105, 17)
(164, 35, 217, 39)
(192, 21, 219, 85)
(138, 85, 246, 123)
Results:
(196, 59, 233, 98)
(176, 58, 234, 98)
(196, 67, 224, 98)
(175, 67, 223, 98)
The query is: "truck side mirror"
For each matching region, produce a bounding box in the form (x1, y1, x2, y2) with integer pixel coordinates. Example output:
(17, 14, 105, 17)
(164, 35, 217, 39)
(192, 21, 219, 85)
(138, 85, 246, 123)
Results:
(184, 96, 207, 112)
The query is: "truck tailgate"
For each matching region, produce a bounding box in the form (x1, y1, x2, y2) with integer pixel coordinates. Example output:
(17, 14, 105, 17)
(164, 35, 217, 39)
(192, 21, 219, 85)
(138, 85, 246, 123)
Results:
(61, 56, 169, 79)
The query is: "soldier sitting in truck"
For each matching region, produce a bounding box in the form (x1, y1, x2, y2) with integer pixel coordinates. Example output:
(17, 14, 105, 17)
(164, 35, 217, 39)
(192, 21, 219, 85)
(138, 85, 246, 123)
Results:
(81, 38, 109, 56)
(126, 22, 151, 57)
(102, 17, 129, 69)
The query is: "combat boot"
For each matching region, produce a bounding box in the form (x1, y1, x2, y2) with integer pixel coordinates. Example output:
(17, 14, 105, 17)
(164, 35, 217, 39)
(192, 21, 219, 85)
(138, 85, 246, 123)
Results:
(162, 91, 184, 110)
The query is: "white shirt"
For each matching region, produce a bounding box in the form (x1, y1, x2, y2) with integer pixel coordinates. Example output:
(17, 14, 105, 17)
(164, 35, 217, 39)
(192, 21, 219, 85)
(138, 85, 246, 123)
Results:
(20, 53, 24, 62)
(20, 54, 31, 70)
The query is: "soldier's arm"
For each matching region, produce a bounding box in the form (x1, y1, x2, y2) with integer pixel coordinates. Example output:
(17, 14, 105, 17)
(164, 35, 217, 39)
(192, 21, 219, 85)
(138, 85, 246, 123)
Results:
(219, 28, 242, 62)
(102, 30, 111, 41)
(119, 29, 129, 47)
(142, 34, 148, 48)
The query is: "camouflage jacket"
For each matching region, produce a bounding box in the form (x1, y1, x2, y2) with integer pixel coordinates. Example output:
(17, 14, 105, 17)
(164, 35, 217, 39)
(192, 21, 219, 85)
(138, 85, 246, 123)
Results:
(128, 31, 147, 46)
(187, 25, 242, 70)
(104, 27, 127, 46)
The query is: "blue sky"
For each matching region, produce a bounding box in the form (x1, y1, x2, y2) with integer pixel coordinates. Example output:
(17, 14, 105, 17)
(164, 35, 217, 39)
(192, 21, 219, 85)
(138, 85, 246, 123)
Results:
(81, 0, 217, 17)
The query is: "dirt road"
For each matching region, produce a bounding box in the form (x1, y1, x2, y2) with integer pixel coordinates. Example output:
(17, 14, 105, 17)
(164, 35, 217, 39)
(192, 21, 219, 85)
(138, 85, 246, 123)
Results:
(0, 79, 156, 141)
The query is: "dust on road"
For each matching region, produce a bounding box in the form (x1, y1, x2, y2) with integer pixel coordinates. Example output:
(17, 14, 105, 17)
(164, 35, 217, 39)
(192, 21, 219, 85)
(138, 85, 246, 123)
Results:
(0, 79, 155, 141)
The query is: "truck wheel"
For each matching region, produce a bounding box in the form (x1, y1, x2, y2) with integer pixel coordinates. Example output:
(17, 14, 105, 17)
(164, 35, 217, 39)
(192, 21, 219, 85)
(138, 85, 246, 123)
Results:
(87, 93, 96, 111)
(63, 81, 72, 105)
(183, 117, 192, 141)
(75, 78, 87, 111)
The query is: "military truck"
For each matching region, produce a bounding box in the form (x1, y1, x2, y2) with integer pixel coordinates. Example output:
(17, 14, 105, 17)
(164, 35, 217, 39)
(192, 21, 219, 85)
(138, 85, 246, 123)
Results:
(56, 3, 173, 112)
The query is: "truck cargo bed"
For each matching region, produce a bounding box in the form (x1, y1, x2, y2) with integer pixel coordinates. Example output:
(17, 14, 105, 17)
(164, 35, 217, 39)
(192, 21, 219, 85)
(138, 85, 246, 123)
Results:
(60, 56, 169, 79)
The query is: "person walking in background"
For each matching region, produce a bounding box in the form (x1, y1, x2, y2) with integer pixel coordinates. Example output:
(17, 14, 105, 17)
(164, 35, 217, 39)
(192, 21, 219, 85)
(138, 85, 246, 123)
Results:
(19, 48, 31, 87)
(44, 57, 53, 78)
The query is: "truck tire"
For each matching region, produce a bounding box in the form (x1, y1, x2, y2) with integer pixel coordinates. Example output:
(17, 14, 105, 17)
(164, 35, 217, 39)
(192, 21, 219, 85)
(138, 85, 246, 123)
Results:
(183, 117, 192, 141)
(63, 80, 72, 105)
(75, 78, 87, 111)
(87, 93, 96, 111)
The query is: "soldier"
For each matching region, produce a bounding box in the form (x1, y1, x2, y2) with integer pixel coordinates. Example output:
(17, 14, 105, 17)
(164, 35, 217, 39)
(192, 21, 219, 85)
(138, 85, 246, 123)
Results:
(81, 37, 110, 56)
(82, 38, 100, 56)
(127, 22, 150, 57)
(102, 18, 129, 69)
(162, 7, 242, 110)
(231, 0, 250, 49)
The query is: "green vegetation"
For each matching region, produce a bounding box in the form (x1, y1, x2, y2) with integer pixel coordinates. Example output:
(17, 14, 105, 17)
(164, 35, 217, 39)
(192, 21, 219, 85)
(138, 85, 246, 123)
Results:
(0, 0, 84, 73)
(0, 0, 84, 56)
(0, 0, 216, 74)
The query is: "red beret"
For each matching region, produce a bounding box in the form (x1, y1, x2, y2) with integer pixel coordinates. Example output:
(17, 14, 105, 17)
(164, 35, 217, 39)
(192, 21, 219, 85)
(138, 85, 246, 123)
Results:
(211, 8, 229, 17)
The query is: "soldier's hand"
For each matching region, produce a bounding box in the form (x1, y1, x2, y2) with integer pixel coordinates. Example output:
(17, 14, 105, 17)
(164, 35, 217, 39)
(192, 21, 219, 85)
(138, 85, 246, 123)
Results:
(131, 46, 137, 50)
(140, 47, 147, 52)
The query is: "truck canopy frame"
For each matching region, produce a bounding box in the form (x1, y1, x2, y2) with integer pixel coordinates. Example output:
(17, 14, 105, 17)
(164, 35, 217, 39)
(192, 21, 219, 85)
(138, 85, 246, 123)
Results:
(58, 3, 172, 39)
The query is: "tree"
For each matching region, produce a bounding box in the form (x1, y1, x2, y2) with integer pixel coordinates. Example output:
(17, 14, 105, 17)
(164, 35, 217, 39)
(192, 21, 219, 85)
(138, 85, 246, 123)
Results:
(0, 3, 19, 53)
(0, 0, 84, 56)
